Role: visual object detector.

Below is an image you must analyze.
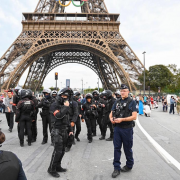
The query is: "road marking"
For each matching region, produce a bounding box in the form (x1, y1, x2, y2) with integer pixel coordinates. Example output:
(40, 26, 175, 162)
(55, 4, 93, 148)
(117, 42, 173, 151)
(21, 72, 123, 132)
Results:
(136, 116, 180, 170)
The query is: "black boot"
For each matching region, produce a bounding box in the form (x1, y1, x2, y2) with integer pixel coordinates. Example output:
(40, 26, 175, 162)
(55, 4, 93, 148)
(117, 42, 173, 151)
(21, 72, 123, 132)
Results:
(20, 142, 24, 147)
(112, 169, 120, 178)
(65, 147, 70, 152)
(56, 166, 67, 173)
(28, 142, 31, 146)
(41, 140, 47, 145)
(48, 168, 60, 178)
(106, 137, 113, 141)
(75, 136, 80, 142)
(99, 136, 105, 140)
(89, 139, 92, 143)
(121, 165, 132, 172)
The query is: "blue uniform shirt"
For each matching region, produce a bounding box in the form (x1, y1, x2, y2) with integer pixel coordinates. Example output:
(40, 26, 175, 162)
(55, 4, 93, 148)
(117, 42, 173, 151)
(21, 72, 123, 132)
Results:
(111, 98, 137, 112)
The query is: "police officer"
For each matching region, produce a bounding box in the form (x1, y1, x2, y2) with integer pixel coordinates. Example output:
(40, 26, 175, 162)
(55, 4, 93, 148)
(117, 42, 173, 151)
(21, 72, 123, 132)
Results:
(0, 130, 27, 179)
(12, 86, 22, 113)
(115, 90, 121, 100)
(99, 90, 116, 141)
(48, 89, 73, 178)
(65, 88, 78, 152)
(37, 89, 54, 144)
(27, 90, 39, 143)
(15, 89, 35, 147)
(73, 91, 82, 142)
(109, 84, 137, 178)
(51, 90, 57, 99)
(92, 90, 103, 136)
(82, 93, 98, 143)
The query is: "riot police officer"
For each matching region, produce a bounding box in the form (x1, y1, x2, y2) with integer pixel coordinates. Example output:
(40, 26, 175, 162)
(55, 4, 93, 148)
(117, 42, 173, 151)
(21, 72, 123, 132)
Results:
(27, 89, 39, 142)
(82, 93, 98, 143)
(51, 90, 57, 99)
(37, 89, 54, 144)
(92, 90, 103, 136)
(115, 90, 121, 100)
(109, 84, 137, 178)
(48, 89, 73, 178)
(12, 86, 22, 113)
(15, 89, 35, 147)
(73, 91, 82, 142)
(65, 88, 78, 152)
(99, 90, 116, 141)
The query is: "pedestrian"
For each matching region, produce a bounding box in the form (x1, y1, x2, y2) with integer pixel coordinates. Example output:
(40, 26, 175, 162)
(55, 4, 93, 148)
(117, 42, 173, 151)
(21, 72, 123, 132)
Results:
(176, 97, 180, 115)
(109, 84, 137, 178)
(150, 96, 154, 109)
(144, 95, 147, 105)
(48, 89, 73, 178)
(138, 96, 144, 115)
(143, 104, 151, 117)
(0, 130, 27, 180)
(4, 90, 14, 132)
(163, 98, 168, 112)
(169, 96, 175, 114)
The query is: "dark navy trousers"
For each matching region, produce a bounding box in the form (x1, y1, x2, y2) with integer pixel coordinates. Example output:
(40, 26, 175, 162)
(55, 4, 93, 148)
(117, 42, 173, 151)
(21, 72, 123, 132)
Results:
(113, 126, 134, 171)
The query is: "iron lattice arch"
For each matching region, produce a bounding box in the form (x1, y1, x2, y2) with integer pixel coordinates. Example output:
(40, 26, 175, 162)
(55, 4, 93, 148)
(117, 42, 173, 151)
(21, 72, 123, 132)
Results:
(24, 50, 120, 91)
(0, 0, 144, 92)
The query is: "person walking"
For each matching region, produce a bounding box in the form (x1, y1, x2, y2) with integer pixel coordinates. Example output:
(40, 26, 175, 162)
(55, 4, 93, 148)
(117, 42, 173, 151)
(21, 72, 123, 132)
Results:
(176, 97, 180, 115)
(4, 90, 14, 132)
(139, 96, 144, 115)
(169, 96, 175, 114)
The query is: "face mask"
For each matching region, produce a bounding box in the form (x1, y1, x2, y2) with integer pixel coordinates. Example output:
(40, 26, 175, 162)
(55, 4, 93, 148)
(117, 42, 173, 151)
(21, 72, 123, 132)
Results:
(94, 96, 99, 100)
(45, 95, 50, 99)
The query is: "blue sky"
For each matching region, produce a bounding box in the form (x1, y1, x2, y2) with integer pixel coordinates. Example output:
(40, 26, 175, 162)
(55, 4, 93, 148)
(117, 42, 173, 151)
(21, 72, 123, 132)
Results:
(0, 0, 180, 89)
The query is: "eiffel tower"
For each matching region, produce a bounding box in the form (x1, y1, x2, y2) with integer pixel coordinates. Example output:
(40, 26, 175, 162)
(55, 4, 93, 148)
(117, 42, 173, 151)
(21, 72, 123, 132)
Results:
(0, 0, 144, 91)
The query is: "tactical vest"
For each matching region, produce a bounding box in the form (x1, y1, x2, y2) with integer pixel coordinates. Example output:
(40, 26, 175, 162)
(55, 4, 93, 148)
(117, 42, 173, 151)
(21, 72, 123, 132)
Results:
(114, 97, 135, 128)
(0, 151, 20, 180)
(22, 100, 33, 115)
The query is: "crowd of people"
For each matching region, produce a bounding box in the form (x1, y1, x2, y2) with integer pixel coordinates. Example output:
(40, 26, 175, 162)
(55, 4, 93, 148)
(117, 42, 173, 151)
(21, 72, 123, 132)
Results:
(0, 84, 139, 179)
(1, 86, 180, 179)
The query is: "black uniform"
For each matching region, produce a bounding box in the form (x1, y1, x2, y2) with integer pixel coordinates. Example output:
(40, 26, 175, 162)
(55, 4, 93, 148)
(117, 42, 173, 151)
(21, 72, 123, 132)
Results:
(15, 98, 35, 145)
(101, 96, 116, 139)
(37, 97, 55, 143)
(66, 100, 78, 149)
(93, 97, 104, 136)
(73, 99, 82, 140)
(82, 101, 98, 142)
(31, 96, 39, 141)
(48, 100, 72, 175)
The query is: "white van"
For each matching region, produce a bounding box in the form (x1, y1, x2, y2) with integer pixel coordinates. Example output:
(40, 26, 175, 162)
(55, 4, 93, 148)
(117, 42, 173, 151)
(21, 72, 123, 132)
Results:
(166, 94, 177, 105)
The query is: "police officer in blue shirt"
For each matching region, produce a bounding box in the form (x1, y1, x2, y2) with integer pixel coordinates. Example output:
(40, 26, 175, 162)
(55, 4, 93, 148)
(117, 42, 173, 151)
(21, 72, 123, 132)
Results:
(109, 84, 137, 178)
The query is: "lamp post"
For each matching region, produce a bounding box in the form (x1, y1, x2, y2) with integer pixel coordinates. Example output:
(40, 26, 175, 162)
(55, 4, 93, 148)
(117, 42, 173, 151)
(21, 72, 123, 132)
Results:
(81, 79, 83, 94)
(97, 78, 99, 92)
(143, 51, 146, 95)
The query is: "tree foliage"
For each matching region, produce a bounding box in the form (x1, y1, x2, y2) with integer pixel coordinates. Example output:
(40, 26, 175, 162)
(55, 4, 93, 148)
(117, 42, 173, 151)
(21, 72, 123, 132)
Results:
(138, 64, 180, 93)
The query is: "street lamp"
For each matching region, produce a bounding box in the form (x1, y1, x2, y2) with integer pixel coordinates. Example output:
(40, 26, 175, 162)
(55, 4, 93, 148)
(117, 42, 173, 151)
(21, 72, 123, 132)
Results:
(143, 51, 146, 95)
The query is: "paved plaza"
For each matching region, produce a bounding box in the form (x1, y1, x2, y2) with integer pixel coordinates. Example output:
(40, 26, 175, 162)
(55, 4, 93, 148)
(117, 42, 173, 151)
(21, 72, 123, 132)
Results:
(1, 105, 180, 180)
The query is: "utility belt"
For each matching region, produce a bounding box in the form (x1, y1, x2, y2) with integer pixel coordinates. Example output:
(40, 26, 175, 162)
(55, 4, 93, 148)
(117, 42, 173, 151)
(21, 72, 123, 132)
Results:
(116, 121, 135, 129)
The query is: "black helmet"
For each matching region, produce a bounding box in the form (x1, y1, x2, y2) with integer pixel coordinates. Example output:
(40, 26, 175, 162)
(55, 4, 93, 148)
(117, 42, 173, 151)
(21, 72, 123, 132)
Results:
(102, 90, 112, 99)
(92, 90, 99, 96)
(14, 86, 22, 96)
(27, 89, 33, 99)
(18, 89, 29, 99)
(86, 93, 93, 100)
(58, 88, 73, 98)
(74, 91, 81, 97)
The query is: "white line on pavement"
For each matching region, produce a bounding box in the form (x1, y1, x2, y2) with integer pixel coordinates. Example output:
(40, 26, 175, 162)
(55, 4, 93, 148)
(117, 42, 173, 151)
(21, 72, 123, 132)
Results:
(136, 116, 180, 171)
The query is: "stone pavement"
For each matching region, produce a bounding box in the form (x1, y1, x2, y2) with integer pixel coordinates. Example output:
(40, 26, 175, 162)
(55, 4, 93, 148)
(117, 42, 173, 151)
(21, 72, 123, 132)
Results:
(0, 105, 180, 180)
